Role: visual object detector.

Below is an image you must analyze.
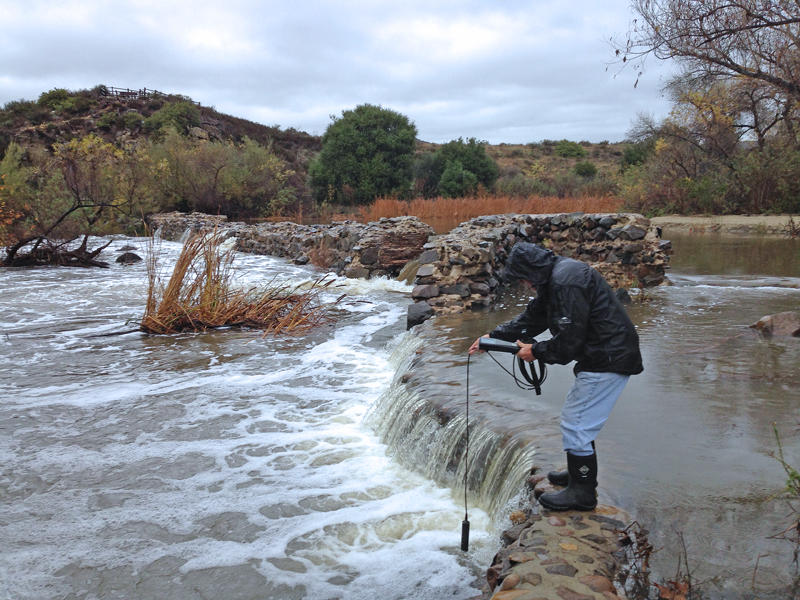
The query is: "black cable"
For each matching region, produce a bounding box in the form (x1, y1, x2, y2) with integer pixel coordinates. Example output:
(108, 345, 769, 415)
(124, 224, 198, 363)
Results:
(485, 351, 547, 393)
(464, 354, 470, 519)
(461, 348, 546, 552)
(461, 354, 471, 552)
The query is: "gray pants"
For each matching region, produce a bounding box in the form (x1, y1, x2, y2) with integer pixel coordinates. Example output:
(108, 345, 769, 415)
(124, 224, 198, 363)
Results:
(561, 371, 630, 456)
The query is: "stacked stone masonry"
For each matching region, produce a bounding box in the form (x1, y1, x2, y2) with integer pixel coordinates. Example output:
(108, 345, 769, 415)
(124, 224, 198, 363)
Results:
(481, 505, 633, 600)
(408, 213, 670, 324)
(146, 212, 671, 327)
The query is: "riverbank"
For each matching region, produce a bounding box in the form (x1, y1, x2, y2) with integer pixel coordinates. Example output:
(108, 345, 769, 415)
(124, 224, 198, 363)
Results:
(651, 214, 799, 237)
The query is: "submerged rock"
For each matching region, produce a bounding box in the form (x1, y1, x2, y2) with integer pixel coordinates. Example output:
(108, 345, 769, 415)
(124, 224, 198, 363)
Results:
(750, 311, 800, 337)
(115, 252, 142, 264)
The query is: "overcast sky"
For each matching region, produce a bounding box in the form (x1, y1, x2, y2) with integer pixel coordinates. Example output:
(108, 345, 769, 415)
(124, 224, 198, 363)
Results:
(1, 0, 677, 144)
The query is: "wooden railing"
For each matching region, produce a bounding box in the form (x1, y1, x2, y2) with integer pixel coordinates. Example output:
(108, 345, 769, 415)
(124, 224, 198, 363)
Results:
(99, 86, 200, 105)
(101, 86, 165, 100)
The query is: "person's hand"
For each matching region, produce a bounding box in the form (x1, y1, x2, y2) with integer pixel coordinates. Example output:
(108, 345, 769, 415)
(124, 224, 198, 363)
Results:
(468, 335, 489, 355)
(515, 340, 534, 362)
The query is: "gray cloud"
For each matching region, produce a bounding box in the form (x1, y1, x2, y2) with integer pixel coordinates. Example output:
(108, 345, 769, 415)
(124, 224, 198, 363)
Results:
(0, 0, 676, 143)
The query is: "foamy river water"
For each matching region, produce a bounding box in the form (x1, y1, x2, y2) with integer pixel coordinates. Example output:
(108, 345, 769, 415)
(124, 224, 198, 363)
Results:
(1, 232, 799, 599)
(0, 237, 497, 600)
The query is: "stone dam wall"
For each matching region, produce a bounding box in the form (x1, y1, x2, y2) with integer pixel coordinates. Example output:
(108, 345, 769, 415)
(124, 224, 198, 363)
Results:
(147, 211, 672, 327)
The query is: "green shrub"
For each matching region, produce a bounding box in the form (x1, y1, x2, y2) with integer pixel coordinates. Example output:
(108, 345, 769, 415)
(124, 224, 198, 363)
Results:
(37, 88, 71, 109)
(555, 140, 587, 158)
(59, 95, 93, 115)
(122, 111, 144, 130)
(1, 99, 50, 126)
(574, 161, 597, 178)
(495, 173, 556, 196)
(621, 141, 653, 169)
(412, 137, 498, 198)
(434, 137, 498, 193)
(438, 160, 479, 197)
(143, 101, 201, 136)
(552, 172, 583, 197)
(97, 112, 120, 130)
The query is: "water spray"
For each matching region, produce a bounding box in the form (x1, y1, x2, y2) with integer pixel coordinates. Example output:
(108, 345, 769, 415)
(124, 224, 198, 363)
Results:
(461, 338, 547, 552)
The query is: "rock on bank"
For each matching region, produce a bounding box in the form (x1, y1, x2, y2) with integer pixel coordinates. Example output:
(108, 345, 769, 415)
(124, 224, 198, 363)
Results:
(146, 211, 671, 327)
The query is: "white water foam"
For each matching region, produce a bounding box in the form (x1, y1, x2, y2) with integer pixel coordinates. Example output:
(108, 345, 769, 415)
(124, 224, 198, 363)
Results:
(0, 236, 492, 600)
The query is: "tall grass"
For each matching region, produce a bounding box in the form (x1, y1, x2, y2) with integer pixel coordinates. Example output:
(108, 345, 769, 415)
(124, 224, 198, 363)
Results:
(351, 195, 624, 224)
(142, 233, 340, 334)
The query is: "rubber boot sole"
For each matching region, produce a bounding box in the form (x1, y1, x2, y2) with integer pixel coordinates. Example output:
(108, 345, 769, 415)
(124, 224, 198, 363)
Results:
(538, 492, 596, 511)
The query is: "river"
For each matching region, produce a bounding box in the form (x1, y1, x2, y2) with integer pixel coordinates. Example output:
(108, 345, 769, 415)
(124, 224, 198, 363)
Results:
(1, 231, 798, 599)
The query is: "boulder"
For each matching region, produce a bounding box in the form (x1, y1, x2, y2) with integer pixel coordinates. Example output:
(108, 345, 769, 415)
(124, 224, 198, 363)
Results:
(411, 284, 440, 300)
(115, 252, 142, 264)
(750, 311, 800, 337)
(407, 301, 434, 329)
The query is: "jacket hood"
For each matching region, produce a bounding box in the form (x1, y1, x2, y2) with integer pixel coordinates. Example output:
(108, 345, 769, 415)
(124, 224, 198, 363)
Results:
(501, 242, 556, 286)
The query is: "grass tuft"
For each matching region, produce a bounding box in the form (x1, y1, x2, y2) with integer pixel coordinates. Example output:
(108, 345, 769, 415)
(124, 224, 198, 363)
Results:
(142, 232, 341, 335)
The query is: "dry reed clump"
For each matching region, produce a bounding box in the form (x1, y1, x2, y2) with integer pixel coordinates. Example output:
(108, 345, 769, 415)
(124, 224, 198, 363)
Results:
(141, 233, 341, 335)
(354, 195, 624, 223)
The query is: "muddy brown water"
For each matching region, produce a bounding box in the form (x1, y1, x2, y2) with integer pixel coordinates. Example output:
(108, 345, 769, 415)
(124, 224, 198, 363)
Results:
(408, 232, 800, 598)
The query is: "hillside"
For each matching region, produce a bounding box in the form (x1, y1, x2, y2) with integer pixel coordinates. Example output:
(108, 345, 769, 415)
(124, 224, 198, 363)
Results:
(0, 86, 322, 203)
(1, 86, 631, 213)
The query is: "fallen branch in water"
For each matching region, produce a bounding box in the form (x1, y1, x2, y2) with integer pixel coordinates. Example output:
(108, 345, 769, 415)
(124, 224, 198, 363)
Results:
(4, 234, 112, 268)
(141, 232, 343, 335)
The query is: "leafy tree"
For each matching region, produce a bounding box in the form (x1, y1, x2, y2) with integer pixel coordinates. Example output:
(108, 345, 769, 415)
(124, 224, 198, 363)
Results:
(0, 138, 116, 265)
(412, 152, 440, 198)
(435, 137, 498, 193)
(309, 104, 417, 205)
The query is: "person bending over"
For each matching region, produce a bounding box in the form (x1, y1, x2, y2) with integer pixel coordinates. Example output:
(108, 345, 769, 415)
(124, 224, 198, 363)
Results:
(469, 242, 643, 511)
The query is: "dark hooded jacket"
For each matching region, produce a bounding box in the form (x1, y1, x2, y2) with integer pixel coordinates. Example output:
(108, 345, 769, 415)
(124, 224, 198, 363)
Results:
(490, 243, 643, 375)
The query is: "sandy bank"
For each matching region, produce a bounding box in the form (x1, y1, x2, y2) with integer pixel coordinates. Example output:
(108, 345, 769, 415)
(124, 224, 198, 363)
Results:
(651, 214, 799, 237)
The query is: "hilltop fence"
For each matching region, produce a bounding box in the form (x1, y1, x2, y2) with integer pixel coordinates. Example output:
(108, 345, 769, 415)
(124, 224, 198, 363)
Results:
(99, 86, 200, 105)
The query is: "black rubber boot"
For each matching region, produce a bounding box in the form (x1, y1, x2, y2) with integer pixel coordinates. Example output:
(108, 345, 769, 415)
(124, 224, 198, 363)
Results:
(538, 452, 597, 511)
(547, 441, 595, 487)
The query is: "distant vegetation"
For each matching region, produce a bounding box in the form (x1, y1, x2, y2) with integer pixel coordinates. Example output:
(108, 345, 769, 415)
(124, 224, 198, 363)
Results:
(352, 195, 622, 225)
(614, 0, 800, 216)
(0, 86, 315, 265)
(3, 43, 800, 266)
